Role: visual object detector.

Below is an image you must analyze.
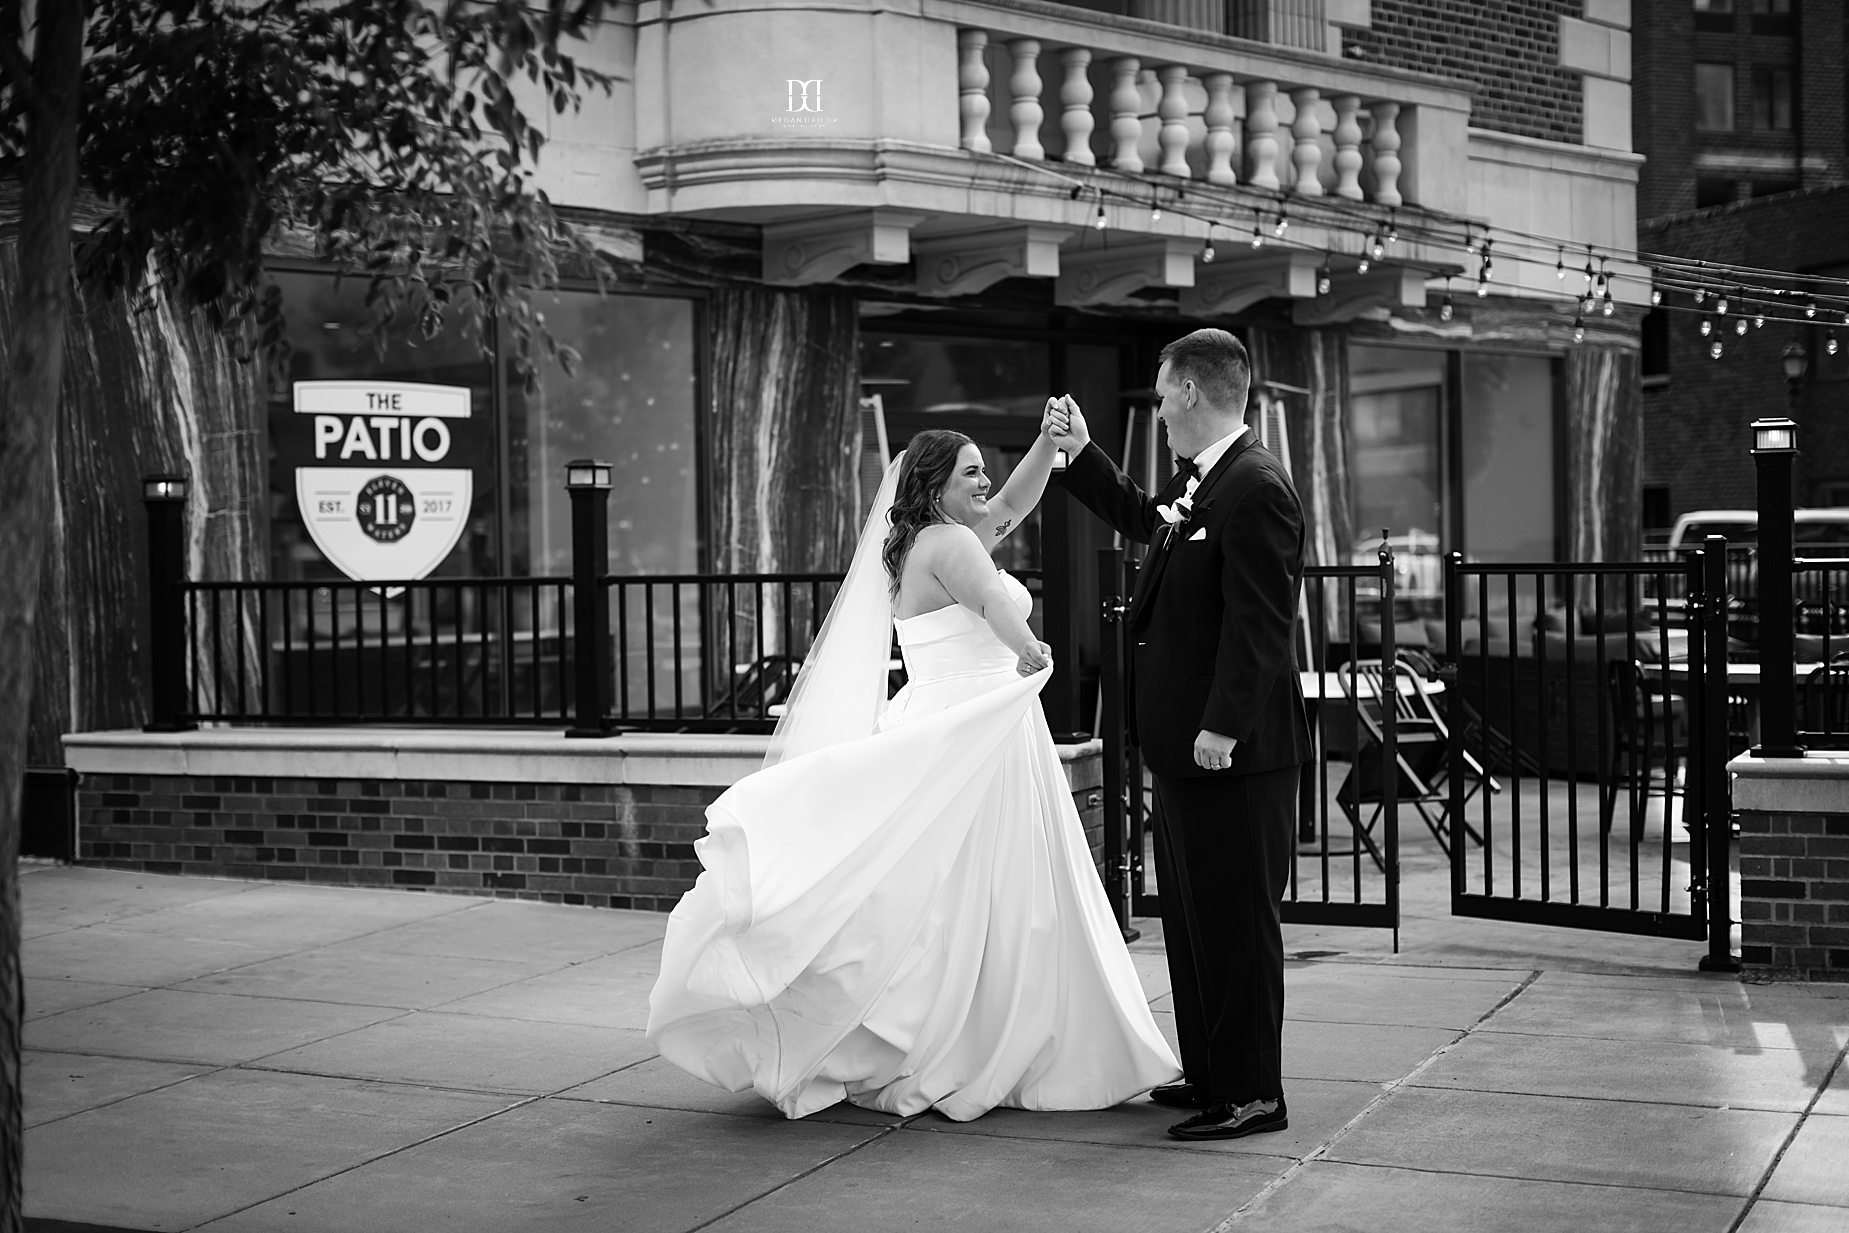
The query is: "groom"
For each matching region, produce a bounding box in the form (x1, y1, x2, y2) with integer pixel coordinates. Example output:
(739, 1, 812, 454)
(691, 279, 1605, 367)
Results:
(1046, 328, 1308, 1140)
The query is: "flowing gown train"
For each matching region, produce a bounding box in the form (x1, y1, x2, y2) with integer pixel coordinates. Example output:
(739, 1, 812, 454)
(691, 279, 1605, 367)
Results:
(647, 572, 1180, 1119)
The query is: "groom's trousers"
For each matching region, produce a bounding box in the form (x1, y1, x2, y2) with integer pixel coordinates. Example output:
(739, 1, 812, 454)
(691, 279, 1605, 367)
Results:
(1150, 764, 1297, 1104)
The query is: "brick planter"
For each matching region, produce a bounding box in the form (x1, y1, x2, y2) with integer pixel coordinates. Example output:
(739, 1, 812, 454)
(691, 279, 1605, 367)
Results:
(1731, 752, 1849, 981)
(63, 729, 1106, 913)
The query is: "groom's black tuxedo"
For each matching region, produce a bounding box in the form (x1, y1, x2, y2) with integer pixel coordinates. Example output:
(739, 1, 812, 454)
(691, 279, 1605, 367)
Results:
(1061, 433, 1308, 1106)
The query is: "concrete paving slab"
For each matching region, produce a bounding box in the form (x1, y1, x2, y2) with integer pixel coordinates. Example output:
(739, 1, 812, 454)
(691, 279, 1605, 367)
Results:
(22, 1050, 208, 1129)
(1759, 1114, 1849, 1208)
(1484, 973, 1849, 1053)
(24, 1068, 515, 1230)
(1127, 949, 1172, 1002)
(1324, 1085, 1795, 1195)
(1412, 1029, 1829, 1112)
(117, 882, 480, 949)
(1738, 1200, 1849, 1233)
(173, 946, 559, 1010)
(27, 988, 404, 1066)
(1232, 1159, 1744, 1233)
(915, 1077, 1386, 1164)
(1282, 962, 1524, 1029)
(22, 924, 296, 987)
(328, 899, 666, 965)
(558, 1055, 905, 1128)
(190, 1097, 883, 1233)
(23, 977, 145, 1021)
(1813, 1061, 1849, 1117)
(433, 943, 663, 1030)
(256, 1009, 654, 1094)
(20, 866, 261, 938)
(701, 1121, 1277, 1233)
(1282, 1019, 1458, 1083)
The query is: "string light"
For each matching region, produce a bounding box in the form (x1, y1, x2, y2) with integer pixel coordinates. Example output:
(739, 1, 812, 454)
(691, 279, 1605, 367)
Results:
(1699, 317, 1713, 337)
(1754, 311, 1765, 328)
(1317, 263, 1333, 296)
(1556, 246, 1566, 279)
(1715, 292, 1727, 316)
(1734, 317, 1748, 335)
(1274, 208, 1289, 237)
(1806, 298, 1818, 318)
(1201, 230, 1215, 263)
(1572, 308, 1585, 344)
(1651, 286, 1662, 306)
(1829, 331, 1841, 357)
(1476, 239, 1493, 297)
(1368, 223, 1387, 262)
(1602, 289, 1615, 317)
(1358, 254, 1371, 275)
(1440, 276, 1454, 321)
(1710, 338, 1724, 360)
(1094, 198, 1107, 230)
(1385, 211, 1399, 246)
(1251, 215, 1264, 248)
(1694, 287, 1705, 305)
(1151, 199, 1162, 223)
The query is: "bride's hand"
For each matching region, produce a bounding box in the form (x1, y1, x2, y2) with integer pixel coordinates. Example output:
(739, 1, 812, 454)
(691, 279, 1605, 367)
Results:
(1044, 395, 1089, 454)
(1016, 640, 1053, 676)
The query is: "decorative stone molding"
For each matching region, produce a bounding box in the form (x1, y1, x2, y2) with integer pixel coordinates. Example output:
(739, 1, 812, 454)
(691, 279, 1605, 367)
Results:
(1055, 239, 1199, 307)
(1291, 264, 1425, 325)
(914, 226, 1071, 297)
(1179, 250, 1320, 317)
(762, 210, 925, 286)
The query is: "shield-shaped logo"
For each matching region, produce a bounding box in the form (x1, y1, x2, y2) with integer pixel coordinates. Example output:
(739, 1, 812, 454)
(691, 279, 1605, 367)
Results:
(293, 381, 474, 583)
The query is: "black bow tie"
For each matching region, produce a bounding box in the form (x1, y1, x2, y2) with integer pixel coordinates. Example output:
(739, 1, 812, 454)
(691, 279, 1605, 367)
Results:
(1176, 456, 1201, 480)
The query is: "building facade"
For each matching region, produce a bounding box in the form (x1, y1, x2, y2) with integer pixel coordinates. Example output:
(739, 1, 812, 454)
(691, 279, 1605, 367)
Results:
(12, 0, 1649, 781)
(1633, 0, 1849, 532)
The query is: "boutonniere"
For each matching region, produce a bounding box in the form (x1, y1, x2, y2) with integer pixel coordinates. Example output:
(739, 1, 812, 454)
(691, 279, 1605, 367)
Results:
(1157, 495, 1213, 535)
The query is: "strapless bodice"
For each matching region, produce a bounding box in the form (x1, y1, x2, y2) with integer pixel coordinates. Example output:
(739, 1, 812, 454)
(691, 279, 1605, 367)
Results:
(892, 571, 1031, 687)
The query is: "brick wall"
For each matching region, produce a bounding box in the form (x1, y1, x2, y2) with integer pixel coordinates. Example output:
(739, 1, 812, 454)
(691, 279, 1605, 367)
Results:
(75, 763, 1109, 912)
(1641, 186, 1849, 524)
(1737, 809, 1849, 980)
(1343, 0, 1581, 144)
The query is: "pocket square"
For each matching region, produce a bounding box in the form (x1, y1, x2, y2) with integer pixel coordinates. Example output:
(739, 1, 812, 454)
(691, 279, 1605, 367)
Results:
(1187, 527, 1207, 541)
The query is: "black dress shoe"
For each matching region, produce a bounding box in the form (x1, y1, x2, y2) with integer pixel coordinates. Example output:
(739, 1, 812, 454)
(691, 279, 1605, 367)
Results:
(1148, 1082, 1210, 1110)
(1167, 1097, 1288, 1141)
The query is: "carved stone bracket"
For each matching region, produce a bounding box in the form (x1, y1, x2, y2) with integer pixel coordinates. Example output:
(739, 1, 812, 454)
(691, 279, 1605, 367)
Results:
(914, 226, 1072, 297)
(1179, 251, 1320, 318)
(1055, 239, 1200, 308)
(762, 210, 926, 286)
(1291, 264, 1426, 326)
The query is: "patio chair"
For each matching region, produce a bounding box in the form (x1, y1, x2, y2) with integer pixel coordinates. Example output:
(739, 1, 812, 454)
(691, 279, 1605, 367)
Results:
(1335, 657, 1487, 858)
(1600, 659, 1688, 844)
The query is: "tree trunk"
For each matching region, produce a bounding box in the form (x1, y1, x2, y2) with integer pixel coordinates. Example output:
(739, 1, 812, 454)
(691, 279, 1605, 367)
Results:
(1, 3, 85, 1227)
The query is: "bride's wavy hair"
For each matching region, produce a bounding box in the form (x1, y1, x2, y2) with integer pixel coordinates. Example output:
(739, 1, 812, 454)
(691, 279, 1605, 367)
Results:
(882, 429, 975, 596)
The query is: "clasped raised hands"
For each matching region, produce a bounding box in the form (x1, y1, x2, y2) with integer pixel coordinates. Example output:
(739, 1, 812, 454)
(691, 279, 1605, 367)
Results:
(1041, 394, 1090, 455)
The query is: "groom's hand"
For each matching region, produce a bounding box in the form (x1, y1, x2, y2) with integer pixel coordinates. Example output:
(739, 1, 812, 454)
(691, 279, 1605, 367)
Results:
(1194, 729, 1237, 772)
(1043, 394, 1090, 455)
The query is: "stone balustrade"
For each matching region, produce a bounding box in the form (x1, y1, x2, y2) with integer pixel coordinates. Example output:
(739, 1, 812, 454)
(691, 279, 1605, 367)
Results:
(953, 24, 1412, 208)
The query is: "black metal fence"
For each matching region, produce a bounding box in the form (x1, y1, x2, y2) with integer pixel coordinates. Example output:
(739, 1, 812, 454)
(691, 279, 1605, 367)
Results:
(1442, 552, 1717, 940)
(1794, 553, 1849, 749)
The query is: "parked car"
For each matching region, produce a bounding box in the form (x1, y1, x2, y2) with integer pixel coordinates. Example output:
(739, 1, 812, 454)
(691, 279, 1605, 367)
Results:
(1666, 508, 1849, 641)
(1668, 507, 1849, 549)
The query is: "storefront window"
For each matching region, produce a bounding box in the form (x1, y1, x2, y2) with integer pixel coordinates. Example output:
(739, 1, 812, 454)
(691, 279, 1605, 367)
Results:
(1460, 353, 1557, 563)
(1349, 346, 1446, 613)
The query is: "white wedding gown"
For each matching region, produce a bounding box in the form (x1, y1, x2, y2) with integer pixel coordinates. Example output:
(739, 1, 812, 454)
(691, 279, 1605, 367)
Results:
(647, 571, 1181, 1120)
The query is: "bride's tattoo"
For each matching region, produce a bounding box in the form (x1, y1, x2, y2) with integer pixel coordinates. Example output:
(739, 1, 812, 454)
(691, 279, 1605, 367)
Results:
(993, 519, 1013, 538)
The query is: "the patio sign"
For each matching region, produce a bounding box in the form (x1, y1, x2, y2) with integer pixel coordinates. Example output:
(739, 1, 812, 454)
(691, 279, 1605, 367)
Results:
(292, 381, 473, 583)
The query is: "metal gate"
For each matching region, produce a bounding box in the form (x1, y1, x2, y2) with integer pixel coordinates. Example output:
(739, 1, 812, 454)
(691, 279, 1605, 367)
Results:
(1441, 547, 1734, 964)
(1098, 546, 1403, 945)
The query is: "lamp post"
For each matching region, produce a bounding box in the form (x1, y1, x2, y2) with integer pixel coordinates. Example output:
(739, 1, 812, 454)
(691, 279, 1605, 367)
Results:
(1750, 418, 1801, 758)
(564, 460, 614, 737)
(141, 473, 195, 733)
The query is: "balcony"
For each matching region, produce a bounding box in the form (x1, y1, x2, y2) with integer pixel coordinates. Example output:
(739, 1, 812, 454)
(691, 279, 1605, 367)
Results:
(627, 0, 1637, 317)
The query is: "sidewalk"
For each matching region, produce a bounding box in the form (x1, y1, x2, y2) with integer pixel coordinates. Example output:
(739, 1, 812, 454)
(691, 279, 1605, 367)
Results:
(19, 860, 1849, 1233)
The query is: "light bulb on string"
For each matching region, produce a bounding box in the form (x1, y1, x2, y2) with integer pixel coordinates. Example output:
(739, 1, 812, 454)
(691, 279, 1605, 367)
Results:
(1151, 201, 1162, 223)
(1572, 309, 1584, 344)
(1602, 291, 1615, 317)
(1251, 214, 1264, 248)
(1556, 247, 1566, 279)
(1734, 318, 1748, 336)
(1699, 317, 1712, 337)
(1583, 258, 1595, 288)
(1439, 277, 1454, 321)
(1368, 224, 1386, 262)
(1094, 200, 1107, 231)
(1754, 313, 1765, 328)
(1651, 286, 1663, 306)
(1202, 236, 1216, 263)
(1358, 254, 1371, 275)
(1715, 293, 1727, 316)
(1806, 298, 1818, 318)
(1274, 208, 1289, 237)
(1694, 287, 1705, 305)
(1385, 212, 1399, 246)
(1829, 331, 1841, 357)
(1317, 263, 1333, 296)
(1710, 338, 1724, 360)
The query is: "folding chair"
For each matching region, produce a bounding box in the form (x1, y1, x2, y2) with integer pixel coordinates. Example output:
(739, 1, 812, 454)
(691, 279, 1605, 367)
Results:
(1335, 658, 1486, 857)
(1397, 655, 1501, 828)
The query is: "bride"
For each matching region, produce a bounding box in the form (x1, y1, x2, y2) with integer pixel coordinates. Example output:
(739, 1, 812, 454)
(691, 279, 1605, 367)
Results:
(646, 420, 1180, 1120)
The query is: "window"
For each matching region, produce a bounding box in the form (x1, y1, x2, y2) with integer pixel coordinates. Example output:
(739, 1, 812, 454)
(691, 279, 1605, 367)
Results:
(1641, 309, 1670, 385)
(1696, 176, 1740, 207)
(1695, 0, 1735, 30)
(1752, 67, 1794, 131)
(1751, 0, 1794, 33)
(1695, 63, 1735, 130)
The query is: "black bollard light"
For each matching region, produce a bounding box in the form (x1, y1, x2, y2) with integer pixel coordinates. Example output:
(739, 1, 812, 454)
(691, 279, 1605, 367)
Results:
(1750, 418, 1802, 758)
(564, 460, 615, 738)
(142, 474, 195, 733)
